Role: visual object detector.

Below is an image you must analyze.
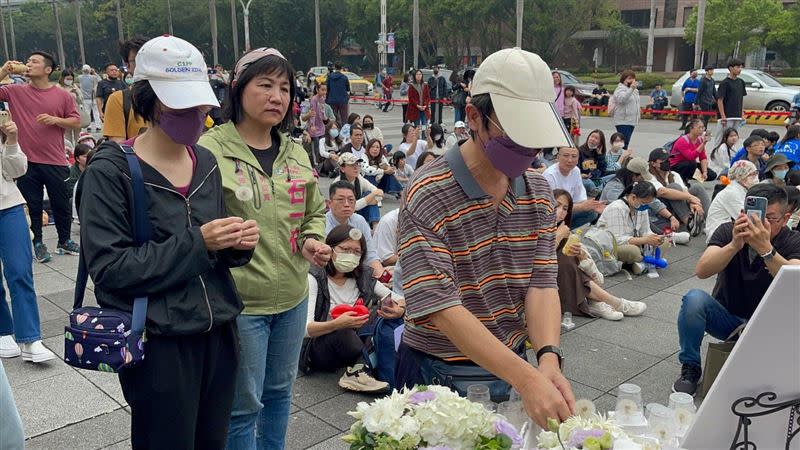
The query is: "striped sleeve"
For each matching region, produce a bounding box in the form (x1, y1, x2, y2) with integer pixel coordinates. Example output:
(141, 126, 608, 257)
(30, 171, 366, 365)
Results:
(398, 208, 461, 320)
(528, 189, 558, 290)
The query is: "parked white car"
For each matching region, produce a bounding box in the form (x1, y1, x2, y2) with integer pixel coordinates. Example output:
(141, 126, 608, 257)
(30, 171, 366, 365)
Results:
(671, 68, 799, 111)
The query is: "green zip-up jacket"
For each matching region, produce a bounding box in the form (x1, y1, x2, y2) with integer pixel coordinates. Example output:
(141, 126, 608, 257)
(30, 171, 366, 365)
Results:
(199, 123, 326, 315)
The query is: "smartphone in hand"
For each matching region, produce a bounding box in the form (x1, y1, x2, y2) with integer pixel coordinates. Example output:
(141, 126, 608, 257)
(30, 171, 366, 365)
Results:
(744, 196, 768, 222)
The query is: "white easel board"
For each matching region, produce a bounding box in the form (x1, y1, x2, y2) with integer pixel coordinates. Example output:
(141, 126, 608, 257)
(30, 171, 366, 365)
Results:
(682, 265, 800, 449)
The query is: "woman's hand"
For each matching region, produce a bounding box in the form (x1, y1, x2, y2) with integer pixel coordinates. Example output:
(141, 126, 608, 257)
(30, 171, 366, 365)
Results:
(333, 311, 369, 330)
(378, 300, 405, 319)
(200, 217, 245, 251)
(0, 120, 18, 146)
(555, 224, 571, 244)
(233, 220, 260, 250)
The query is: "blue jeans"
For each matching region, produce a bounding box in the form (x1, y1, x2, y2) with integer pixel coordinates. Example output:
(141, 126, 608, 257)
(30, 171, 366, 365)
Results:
(0, 360, 24, 449)
(414, 111, 429, 129)
(615, 125, 635, 149)
(677, 289, 745, 367)
(571, 210, 598, 229)
(226, 299, 308, 450)
(0, 205, 41, 343)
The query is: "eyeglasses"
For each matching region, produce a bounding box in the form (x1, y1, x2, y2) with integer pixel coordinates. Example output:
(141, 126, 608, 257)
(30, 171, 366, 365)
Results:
(765, 215, 784, 223)
(335, 246, 362, 256)
(332, 197, 356, 205)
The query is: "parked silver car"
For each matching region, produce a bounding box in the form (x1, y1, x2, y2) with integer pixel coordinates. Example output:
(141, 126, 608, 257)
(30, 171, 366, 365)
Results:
(554, 70, 599, 103)
(670, 69, 800, 111)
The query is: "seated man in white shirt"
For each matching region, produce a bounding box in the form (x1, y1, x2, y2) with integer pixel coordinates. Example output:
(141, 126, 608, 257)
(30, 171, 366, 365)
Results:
(325, 180, 384, 277)
(543, 146, 606, 228)
(647, 148, 709, 236)
(705, 160, 759, 242)
(374, 208, 400, 266)
(397, 123, 432, 169)
(444, 121, 470, 150)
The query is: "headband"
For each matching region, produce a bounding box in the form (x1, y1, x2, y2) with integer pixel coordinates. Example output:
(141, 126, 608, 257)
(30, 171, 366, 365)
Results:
(232, 47, 286, 85)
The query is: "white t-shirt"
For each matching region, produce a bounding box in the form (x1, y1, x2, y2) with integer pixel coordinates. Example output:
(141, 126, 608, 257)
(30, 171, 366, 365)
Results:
(398, 139, 429, 169)
(305, 275, 402, 337)
(543, 164, 587, 202)
(374, 209, 400, 263)
(649, 171, 687, 192)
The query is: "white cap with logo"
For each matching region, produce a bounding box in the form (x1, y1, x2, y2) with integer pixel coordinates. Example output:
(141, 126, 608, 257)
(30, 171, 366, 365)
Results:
(133, 35, 219, 110)
(471, 47, 573, 149)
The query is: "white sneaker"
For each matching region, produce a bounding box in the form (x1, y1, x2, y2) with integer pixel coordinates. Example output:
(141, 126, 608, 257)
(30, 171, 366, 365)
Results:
(631, 262, 647, 275)
(338, 364, 389, 393)
(20, 340, 55, 363)
(585, 301, 623, 321)
(672, 231, 690, 245)
(617, 298, 647, 316)
(0, 335, 20, 358)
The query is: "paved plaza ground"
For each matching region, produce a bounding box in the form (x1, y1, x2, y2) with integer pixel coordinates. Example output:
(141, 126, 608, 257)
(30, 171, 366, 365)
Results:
(3, 105, 787, 449)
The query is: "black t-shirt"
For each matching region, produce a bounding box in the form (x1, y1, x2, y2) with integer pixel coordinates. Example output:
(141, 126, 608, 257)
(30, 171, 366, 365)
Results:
(717, 77, 747, 118)
(709, 222, 800, 319)
(96, 78, 127, 111)
(249, 139, 280, 178)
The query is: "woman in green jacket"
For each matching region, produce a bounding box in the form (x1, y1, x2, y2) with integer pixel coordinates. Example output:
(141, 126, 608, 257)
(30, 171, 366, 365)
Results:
(199, 48, 329, 450)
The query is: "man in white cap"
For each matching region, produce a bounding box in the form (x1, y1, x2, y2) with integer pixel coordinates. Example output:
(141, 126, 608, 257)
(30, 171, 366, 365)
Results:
(444, 120, 469, 149)
(78, 64, 100, 131)
(396, 48, 575, 427)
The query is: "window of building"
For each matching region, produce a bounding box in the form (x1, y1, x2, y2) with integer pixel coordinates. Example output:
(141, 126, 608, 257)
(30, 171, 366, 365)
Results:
(664, 0, 678, 27)
(682, 7, 694, 26)
(621, 9, 651, 28)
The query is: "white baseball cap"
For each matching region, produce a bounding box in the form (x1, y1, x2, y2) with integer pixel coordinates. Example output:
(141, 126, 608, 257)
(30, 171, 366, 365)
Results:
(133, 35, 219, 110)
(454, 120, 466, 129)
(471, 47, 573, 149)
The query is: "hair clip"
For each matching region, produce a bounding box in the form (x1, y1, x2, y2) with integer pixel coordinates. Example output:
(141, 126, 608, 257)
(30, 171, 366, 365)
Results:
(348, 228, 363, 241)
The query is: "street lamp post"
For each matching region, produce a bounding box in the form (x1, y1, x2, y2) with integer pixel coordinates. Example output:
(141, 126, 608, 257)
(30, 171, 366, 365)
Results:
(239, 0, 253, 53)
(115, 0, 123, 42)
(693, 0, 706, 68)
(166, 0, 173, 35)
(0, 1, 8, 61)
(515, 0, 523, 48)
(314, 0, 320, 67)
(7, 0, 15, 60)
(52, 0, 66, 67)
(645, 0, 656, 72)
(209, 0, 218, 66)
(231, 0, 239, 57)
(412, 0, 418, 68)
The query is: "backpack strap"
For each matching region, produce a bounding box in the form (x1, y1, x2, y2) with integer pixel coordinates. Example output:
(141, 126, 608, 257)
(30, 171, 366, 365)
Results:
(122, 89, 132, 139)
(73, 143, 150, 335)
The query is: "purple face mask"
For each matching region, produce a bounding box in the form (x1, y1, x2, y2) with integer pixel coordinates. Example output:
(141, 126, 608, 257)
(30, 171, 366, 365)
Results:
(158, 108, 206, 146)
(481, 117, 539, 178)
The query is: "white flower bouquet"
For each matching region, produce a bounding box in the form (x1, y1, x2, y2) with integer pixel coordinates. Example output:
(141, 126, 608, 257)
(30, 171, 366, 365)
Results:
(343, 385, 523, 450)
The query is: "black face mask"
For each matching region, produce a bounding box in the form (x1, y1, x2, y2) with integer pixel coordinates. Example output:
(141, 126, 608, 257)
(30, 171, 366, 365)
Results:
(659, 160, 671, 172)
(363, 123, 373, 129)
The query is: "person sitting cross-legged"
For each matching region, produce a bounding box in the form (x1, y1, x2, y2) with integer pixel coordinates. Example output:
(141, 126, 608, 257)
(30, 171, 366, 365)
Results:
(648, 148, 709, 236)
(304, 224, 404, 393)
(543, 146, 606, 228)
(673, 184, 800, 396)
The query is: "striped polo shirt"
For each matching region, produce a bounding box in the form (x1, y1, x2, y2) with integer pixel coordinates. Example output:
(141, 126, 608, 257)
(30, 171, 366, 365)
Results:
(398, 145, 558, 361)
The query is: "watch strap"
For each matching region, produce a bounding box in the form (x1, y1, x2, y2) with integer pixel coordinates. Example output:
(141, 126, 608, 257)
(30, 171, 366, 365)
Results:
(536, 345, 563, 368)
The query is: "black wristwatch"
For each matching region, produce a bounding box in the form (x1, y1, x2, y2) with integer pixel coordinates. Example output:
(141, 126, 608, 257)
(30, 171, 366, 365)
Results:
(536, 345, 563, 369)
(760, 247, 777, 261)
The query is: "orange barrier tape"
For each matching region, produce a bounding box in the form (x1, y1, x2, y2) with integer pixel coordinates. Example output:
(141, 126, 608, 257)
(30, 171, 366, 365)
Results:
(349, 95, 453, 105)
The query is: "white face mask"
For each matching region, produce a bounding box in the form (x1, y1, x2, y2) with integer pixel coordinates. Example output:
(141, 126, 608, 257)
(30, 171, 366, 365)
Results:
(611, 142, 625, 151)
(333, 252, 360, 273)
(64, 79, 74, 86)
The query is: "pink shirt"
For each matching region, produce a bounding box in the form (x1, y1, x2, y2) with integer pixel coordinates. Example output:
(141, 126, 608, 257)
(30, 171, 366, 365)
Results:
(0, 83, 79, 166)
(670, 134, 707, 166)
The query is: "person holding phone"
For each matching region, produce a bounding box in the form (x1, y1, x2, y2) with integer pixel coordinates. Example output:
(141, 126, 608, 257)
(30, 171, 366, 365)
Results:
(612, 70, 641, 149)
(670, 119, 717, 184)
(303, 224, 404, 392)
(673, 184, 800, 396)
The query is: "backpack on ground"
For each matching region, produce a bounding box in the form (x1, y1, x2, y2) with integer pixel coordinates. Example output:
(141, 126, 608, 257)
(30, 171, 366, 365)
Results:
(581, 227, 623, 276)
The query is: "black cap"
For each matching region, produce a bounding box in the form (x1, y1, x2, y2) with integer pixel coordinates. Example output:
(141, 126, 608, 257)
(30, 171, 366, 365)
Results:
(649, 148, 669, 162)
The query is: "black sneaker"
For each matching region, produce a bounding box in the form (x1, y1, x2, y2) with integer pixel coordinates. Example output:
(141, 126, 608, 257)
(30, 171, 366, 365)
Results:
(672, 364, 702, 396)
(56, 239, 80, 256)
(34, 243, 52, 263)
(689, 212, 704, 237)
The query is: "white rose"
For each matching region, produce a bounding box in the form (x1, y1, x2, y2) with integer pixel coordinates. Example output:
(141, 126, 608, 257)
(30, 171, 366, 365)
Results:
(537, 431, 560, 449)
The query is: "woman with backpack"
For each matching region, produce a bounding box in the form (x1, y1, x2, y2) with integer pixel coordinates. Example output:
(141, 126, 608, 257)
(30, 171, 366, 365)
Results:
(303, 224, 404, 392)
(597, 181, 667, 275)
(78, 36, 258, 448)
(553, 189, 645, 321)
